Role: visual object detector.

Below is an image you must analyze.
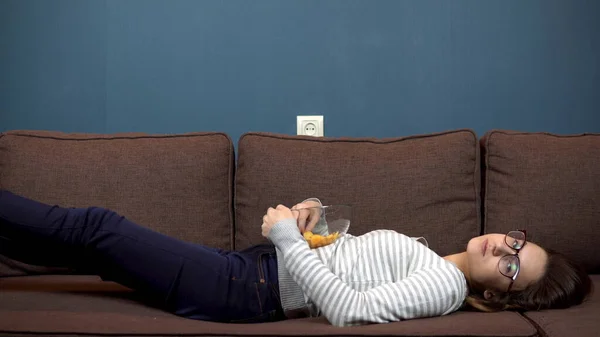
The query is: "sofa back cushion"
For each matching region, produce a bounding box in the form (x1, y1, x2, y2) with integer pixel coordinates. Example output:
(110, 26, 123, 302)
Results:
(235, 130, 481, 255)
(482, 130, 600, 273)
(0, 130, 234, 276)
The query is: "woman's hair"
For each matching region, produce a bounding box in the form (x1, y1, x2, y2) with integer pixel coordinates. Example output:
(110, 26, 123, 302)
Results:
(465, 249, 594, 312)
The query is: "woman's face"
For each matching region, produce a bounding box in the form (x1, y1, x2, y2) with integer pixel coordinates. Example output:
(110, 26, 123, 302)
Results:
(466, 233, 548, 294)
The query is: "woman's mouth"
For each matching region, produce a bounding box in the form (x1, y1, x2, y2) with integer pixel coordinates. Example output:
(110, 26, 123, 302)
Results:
(482, 239, 488, 256)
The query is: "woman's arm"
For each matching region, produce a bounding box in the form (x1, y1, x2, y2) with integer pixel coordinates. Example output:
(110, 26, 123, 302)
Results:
(269, 220, 466, 327)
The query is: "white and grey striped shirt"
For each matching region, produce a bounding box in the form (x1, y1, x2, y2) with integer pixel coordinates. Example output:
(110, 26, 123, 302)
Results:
(270, 219, 468, 327)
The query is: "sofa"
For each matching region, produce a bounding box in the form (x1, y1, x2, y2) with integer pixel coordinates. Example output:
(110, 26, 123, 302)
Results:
(0, 129, 597, 337)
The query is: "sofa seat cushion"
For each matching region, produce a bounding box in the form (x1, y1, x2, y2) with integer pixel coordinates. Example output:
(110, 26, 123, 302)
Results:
(524, 275, 600, 337)
(235, 130, 481, 256)
(481, 130, 600, 273)
(0, 131, 235, 276)
(0, 275, 537, 337)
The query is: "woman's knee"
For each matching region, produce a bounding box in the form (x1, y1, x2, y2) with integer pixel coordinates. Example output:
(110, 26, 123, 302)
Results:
(81, 207, 123, 229)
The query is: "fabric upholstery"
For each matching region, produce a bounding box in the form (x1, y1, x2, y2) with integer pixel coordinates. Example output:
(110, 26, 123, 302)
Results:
(524, 275, 600, 337)
(235, 130, 481, 256)
(0, 130, 235, 276)
(481, 130, 600, 273)
(0, 275, 537, 337)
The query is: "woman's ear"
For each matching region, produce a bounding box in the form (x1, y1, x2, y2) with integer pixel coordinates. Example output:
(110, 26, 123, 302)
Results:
(483, 290, 496, 300)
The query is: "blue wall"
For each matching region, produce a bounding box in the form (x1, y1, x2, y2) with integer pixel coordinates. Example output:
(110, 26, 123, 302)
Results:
(1, 0, 599, 143)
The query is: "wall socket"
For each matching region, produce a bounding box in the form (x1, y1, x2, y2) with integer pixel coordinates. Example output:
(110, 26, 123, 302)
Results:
(297, 115, 324, 137)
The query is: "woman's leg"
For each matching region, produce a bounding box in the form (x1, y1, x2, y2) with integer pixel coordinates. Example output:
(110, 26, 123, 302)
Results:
(0, 190, 283, 322)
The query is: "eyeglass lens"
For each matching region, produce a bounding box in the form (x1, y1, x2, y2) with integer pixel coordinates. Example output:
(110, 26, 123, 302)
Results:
(506, 231, 526, 250)
(499, 255, 520, 277)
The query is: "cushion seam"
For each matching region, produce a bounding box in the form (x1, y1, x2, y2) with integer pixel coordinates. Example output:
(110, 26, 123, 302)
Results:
(239, 129, 477, 146)
(482, 132, 494, 235)
(487, 130, 600, 138)
(1, 132, 229, 141)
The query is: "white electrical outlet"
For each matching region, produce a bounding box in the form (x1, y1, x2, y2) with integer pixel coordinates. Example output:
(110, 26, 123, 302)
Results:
(297, 115, 324, 137)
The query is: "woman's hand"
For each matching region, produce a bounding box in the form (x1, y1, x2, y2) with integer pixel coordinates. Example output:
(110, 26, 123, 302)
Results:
(291, 200, 322, 233)
(261, 204, 295, 238)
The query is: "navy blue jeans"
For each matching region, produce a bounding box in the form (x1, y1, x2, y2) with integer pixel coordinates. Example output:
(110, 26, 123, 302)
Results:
(0, 190, 285, 323)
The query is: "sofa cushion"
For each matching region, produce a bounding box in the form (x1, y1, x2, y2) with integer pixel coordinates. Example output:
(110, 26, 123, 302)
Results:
(0, 254, 71, 277)
(235, 130, 481, 256)
(481, 130, 600, 273)
(0, 275, 537, 337)
(523, 275, 599, 337)
(0, 130, 234, 276)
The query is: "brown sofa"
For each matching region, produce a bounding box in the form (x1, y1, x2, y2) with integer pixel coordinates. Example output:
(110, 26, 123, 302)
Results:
(0, 129, 597, 337)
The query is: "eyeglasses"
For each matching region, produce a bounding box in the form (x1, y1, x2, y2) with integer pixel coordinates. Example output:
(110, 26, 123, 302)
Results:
(498, 230, 527, 292)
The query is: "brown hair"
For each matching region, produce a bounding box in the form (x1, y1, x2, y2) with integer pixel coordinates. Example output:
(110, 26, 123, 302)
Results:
(465, 249, 594, 312)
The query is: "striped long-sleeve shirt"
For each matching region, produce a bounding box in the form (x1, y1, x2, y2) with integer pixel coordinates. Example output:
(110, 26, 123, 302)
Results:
(270, 219, 468, 327)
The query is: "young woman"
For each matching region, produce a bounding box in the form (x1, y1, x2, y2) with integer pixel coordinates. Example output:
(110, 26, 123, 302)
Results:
(0, 190, 593, 326)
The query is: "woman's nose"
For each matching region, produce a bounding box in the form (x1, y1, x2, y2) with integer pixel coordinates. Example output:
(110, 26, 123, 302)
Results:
(493, 244, 511, 256)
